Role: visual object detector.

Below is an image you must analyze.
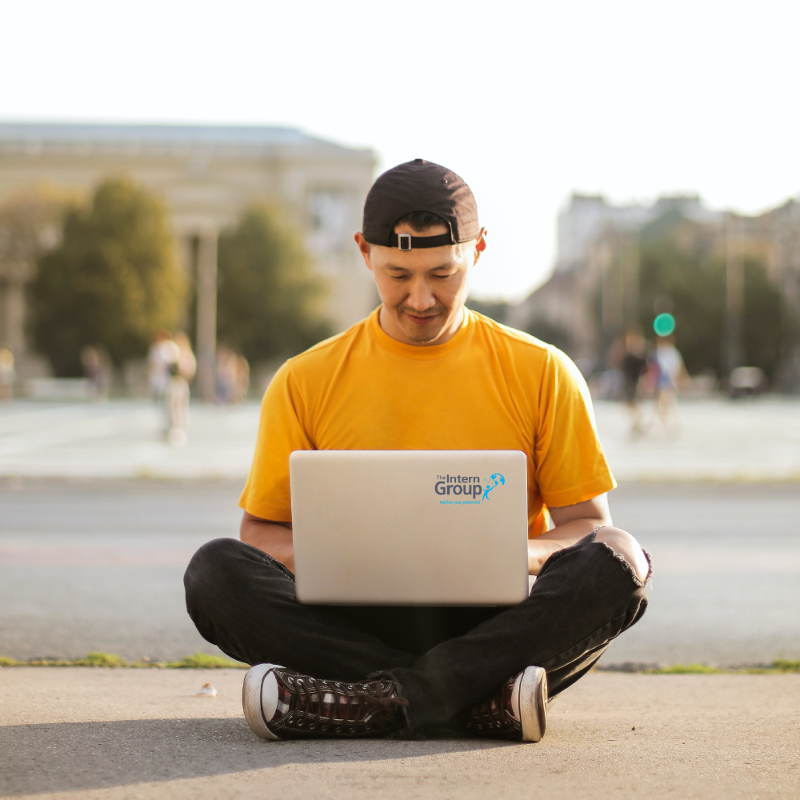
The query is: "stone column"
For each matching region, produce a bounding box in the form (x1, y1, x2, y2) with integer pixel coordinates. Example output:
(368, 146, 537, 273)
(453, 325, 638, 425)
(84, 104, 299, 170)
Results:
(195, 228, 218, 403)
(6, 279, 27, 357)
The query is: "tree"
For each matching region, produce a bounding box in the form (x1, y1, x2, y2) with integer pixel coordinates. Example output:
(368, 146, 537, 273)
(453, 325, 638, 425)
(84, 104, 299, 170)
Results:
(466, 297, 510, 325)
(636, 212, 782, 381)
(28, 178, 185, 376)
(216, 204, 332, 362)
(637, 219, 726, 377)
(524, 318, 575, 356)
(741, 257, 782, 380)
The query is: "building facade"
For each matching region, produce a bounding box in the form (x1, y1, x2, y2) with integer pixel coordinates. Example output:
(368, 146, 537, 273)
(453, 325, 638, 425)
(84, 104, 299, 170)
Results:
(512, 191, 800, 390)
(511, 193, 724, 368)
(0, 122, 378, 391)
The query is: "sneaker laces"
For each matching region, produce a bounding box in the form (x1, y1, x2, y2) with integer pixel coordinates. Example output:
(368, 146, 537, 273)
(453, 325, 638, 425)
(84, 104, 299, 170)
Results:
(286, 673, 409, 731)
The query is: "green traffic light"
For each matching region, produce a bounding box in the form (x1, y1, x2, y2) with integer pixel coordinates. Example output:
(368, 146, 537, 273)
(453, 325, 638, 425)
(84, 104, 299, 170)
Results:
(653, 313, 676, 337)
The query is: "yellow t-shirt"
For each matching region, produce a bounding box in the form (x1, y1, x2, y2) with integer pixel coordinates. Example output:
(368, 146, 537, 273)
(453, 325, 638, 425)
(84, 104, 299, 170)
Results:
(240, 307, 616, 537)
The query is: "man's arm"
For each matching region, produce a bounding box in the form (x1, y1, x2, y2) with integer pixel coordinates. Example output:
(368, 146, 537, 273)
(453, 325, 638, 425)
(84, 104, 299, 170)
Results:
(242, 494, 611, 577)
(240, 511, 295, 573)
(527, 494, 612, 575)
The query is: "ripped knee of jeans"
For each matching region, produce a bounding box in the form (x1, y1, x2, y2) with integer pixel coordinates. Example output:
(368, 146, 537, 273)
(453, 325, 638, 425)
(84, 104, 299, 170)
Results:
(591, 526, 653, 588)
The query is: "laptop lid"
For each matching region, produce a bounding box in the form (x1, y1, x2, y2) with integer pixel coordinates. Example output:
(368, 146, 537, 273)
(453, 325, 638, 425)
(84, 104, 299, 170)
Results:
(290, 450, 529, 605)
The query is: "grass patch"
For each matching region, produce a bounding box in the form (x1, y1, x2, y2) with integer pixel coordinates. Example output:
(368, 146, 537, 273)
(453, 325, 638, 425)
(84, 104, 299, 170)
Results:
(72, 651, 126, 667)
(164, 653, 245, 669)
(770, 659, 800, 673)
(3, 654, 798, 674)
(603, 660, 800, 675)
(648, 663, 722, 674)
(0, 651, 248, 669)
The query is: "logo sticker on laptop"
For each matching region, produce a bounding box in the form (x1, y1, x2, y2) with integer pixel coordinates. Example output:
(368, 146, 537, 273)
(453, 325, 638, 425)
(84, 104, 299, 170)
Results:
(482, 473, 505, 502)
(434, 473, 506, 505)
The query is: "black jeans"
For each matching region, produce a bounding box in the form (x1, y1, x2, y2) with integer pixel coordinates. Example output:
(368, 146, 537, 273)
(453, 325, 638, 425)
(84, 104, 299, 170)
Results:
(184, 532, 650, 732)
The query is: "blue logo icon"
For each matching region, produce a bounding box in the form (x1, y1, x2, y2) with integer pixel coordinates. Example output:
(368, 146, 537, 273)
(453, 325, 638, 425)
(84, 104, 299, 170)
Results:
(482, 473, 505, 502)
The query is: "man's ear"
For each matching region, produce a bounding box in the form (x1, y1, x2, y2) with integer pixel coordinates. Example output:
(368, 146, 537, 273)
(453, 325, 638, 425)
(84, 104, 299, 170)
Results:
(354, 232, 373, 272)
(473, 228, 488, 264)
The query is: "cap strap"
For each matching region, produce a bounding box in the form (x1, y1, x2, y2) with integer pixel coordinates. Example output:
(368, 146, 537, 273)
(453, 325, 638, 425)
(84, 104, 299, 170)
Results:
(390, 232, 453, 250)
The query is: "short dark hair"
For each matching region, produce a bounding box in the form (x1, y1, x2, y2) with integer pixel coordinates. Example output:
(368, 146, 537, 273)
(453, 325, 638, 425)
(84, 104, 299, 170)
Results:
(393, 210, 449, 233)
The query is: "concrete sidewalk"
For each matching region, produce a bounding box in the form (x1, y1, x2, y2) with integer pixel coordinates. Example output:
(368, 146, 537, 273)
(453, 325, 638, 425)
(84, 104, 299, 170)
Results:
(1, 396, 799, 482)
(1, 668, 798, 800)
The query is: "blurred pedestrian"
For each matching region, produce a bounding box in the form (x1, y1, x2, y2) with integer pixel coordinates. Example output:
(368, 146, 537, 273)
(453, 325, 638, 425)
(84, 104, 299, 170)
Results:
(600, 336, 628, 401)
(621, 330, 648, 438)
(235, 354, 250, 403)
(164, 332, 196, 446)
(0, 346, 15, 402)
(215, 344, 238, 404)
(650, 335, 687, 436)
(81, 345, 111, 401)
(216, 345, 250, 404)
(148, 330, 173, 406)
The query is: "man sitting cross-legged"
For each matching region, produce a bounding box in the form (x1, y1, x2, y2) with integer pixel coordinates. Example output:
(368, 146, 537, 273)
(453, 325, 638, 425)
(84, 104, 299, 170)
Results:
(184, 159, 651, 743)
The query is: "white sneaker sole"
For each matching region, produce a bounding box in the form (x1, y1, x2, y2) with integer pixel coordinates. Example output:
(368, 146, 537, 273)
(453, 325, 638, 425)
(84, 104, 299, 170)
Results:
(516, 666, 547, 742)
(242, 663, 284, 740)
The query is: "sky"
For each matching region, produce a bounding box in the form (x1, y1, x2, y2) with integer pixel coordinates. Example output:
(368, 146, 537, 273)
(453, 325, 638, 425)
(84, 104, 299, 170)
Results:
(2, 0, 799, 301)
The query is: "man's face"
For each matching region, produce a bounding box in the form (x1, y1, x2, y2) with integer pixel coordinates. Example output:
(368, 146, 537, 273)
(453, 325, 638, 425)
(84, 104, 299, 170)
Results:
(354, 222, 487, 346)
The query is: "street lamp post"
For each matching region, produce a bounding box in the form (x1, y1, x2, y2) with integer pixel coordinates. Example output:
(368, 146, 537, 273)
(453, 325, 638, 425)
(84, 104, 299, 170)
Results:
(724, 213, 744, 377)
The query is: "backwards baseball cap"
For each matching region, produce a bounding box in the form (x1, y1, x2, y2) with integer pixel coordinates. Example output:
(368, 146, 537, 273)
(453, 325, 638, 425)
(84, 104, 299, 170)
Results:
(362, 159, 479, 251)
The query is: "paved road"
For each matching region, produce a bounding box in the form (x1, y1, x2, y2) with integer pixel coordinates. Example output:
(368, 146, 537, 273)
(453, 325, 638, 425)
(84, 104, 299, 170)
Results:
(1, 480, 798, 665)
(2, 668, 799, 800)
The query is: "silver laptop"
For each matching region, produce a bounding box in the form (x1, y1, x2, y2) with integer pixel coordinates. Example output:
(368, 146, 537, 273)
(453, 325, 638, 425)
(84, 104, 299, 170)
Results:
(290, 450, 529, 605)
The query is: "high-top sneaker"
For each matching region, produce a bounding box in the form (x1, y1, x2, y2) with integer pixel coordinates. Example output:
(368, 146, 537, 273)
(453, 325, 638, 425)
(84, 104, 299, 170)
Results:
(243, 663, 409, 740)
(464, 666, 547, 742)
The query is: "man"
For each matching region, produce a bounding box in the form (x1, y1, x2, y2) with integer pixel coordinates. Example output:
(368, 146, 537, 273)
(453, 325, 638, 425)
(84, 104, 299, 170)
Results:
(185, 159, 651, 743)
(621, 329, 648, 438)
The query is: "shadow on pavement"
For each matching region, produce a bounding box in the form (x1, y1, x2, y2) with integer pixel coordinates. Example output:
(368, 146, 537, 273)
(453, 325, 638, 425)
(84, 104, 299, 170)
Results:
(0, 717, 510, 796)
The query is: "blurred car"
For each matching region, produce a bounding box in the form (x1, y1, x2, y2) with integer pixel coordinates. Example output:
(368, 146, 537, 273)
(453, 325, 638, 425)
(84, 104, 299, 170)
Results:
(728, 366, 768, 398)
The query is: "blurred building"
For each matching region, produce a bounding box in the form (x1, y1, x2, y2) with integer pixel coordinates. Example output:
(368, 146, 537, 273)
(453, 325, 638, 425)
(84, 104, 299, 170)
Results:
(740, 200, 800, 391)
(511, 192, 800, 390)
(510, 193, 722, 370)
(0, 122, 377, 383)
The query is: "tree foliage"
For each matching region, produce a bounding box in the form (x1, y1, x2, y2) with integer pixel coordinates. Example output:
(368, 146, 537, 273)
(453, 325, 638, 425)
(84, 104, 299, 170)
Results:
(637, 214, 782, 380)
(467, 296, 575, 357)
(466, 297, 510, 325)
(524, 317, 575, 356)
(740, 258, 783, 380)
(28, 178, 185, 376)
(637, 224, 725, 377)
(216, 204, 332, 362)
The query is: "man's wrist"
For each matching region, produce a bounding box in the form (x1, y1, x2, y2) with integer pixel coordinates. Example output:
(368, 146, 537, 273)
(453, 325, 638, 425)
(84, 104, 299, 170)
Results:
(527, 539, 563, 575)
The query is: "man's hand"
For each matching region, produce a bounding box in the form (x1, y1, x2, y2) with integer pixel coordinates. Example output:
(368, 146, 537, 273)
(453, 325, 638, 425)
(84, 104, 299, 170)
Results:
(240, 511, 295, 573)
(528, 494, 612, 575)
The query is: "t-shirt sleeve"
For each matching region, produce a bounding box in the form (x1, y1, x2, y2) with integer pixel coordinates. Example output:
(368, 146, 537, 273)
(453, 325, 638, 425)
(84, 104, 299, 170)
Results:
(238, 361, 314, 521)
(533, 347, 616, 508)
